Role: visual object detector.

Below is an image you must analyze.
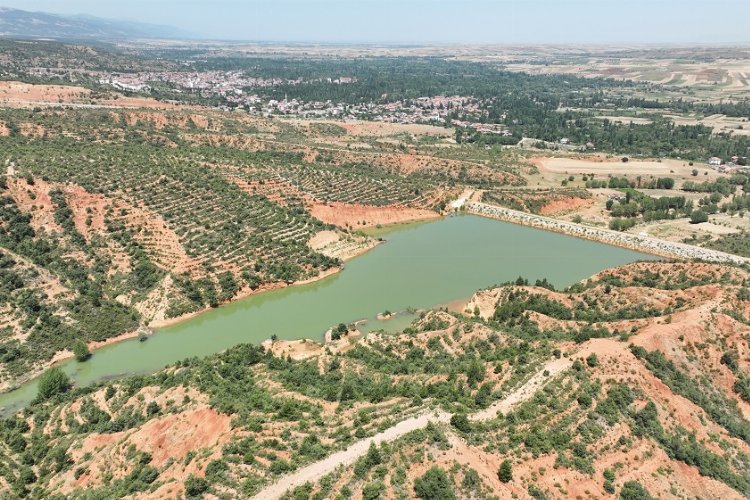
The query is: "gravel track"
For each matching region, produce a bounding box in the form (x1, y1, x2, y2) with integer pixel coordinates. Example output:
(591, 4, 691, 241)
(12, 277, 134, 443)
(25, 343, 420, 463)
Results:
(253, 357, 572, 499)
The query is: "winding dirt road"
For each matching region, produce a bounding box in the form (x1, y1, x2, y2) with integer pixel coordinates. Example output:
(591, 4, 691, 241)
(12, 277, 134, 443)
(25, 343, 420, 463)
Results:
(253, 356, 572, 499)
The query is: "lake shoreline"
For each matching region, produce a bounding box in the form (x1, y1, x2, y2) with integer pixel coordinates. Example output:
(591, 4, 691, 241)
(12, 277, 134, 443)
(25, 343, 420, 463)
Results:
(147, 235, 386, 331)
(0, 227, 397, 399)
(0, 328, 148, 396)
(0, 212, 652, 408)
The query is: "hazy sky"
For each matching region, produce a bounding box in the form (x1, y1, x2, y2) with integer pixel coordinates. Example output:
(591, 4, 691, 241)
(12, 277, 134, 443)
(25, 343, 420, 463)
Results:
(7, 0, 750, 44)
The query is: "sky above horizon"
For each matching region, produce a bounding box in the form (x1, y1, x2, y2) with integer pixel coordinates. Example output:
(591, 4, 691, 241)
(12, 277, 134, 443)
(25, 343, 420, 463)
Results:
(6, 0, 750, 44)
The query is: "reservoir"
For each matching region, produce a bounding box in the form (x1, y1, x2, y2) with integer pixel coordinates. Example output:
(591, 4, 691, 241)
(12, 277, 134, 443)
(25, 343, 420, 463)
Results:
(0, 214, 655, 412)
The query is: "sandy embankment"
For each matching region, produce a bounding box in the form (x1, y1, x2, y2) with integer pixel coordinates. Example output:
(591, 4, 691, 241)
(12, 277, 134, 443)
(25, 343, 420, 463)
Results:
(309, 201, 440, 228)
(449, 188, 475, 210)
(307, 230, 381, 262)
(260, 329, 361, 362)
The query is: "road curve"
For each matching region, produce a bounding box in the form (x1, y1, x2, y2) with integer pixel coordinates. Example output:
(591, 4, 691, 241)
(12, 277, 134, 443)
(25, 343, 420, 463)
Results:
(252, 357, 572, 499)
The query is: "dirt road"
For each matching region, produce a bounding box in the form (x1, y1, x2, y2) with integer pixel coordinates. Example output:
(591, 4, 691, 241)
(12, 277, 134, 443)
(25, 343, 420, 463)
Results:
(253, 356, 573, 499)
(470, 357, 572, 421)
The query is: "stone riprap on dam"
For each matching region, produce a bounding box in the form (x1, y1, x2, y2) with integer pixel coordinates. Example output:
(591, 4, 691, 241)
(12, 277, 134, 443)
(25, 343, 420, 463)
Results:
(466, 201, 749, 265)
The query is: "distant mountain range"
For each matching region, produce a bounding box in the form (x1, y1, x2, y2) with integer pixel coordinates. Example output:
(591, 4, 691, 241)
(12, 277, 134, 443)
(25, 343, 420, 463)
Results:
(0, 7, 198, 41)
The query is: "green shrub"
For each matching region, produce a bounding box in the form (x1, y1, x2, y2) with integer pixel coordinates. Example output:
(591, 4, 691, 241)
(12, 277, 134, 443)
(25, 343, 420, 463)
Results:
(73, 340, 91, 362)
(362, 480, 386, 500)
(293, 483, 313, 500)
(269, 458, 292, 474)
(690, 210, 708, 224)
(205, 459, 228, 482)
(498, 459, 513, 483)
(450, 413, 471, 433)
(577, 393, 592, 408)
(604, 480, 615, 494)
(585, 353, 599, 367)
(528, 484, 548, 499)
(461, 468, 480, 490)
(619, 481, 652, 500)
(37, 367, 70, 400)
(184, 474, 209, 497)
(414, 466, 456, 500)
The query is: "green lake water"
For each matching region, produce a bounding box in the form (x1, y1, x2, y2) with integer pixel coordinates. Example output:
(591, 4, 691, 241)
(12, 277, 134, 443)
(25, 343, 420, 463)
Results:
(0, 214, 655, 413)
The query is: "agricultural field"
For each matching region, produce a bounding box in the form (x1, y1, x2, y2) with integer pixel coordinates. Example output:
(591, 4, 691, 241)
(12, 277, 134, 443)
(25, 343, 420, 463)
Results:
(472, 150, 750, 258)
(497, 46, 750, 99)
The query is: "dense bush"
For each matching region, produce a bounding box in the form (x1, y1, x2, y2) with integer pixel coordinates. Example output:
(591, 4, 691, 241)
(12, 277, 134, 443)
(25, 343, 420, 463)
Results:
(498, 459, 513, 483)
(37, 367, 71, 400)
(690, 210, 709, 224)
(73, 340, 91, 362)
(619, 481, 652, 500)
(414, 466, 456, 500)
(184, 474, 209, 497)
(450, 413, 471, 433)
(609, 217, 637, 231)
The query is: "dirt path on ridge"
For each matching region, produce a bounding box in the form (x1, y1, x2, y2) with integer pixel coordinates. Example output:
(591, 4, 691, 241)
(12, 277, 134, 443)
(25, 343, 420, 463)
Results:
(253, 356, 572, 499)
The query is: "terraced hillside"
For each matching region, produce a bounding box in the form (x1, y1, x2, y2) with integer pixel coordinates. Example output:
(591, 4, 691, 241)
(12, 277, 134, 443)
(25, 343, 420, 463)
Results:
(0, 180, 142, 387)
(221, 158, 436, 208)
(2, 261, 750, 498)
(0, 102, 536, 391)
